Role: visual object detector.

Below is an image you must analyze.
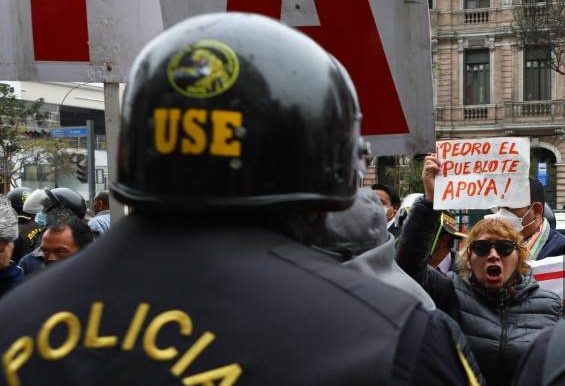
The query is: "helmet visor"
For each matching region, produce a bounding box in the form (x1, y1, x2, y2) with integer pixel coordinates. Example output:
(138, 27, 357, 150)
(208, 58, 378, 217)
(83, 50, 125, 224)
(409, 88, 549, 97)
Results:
(22, 189, 58, 214)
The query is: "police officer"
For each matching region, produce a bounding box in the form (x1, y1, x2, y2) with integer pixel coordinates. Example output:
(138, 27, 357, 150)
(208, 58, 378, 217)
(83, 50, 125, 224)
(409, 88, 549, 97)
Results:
(0, 13, 476, 385)
(6, 187, 41, 262)
(23, 187, 87, 220)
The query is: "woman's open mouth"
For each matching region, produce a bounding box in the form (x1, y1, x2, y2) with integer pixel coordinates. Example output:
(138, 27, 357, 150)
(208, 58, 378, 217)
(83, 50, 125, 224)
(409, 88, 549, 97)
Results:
(486, 265, 502, 282)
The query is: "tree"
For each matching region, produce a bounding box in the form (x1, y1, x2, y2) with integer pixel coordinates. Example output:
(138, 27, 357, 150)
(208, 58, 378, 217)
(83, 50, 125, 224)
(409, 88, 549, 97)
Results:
(0, 83, 48, 193)
(514, 0, 565, 75)
(0, 83, 76, 193)
(384, 156, 424, 198)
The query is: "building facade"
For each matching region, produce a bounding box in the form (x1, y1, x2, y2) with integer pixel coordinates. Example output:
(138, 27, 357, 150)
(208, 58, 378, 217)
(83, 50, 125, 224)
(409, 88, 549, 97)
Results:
(431, 0, 565, 209)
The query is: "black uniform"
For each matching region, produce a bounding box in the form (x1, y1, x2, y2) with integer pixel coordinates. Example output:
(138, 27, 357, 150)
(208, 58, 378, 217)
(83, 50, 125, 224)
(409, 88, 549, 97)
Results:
(11, 216, 41, 263)
(514, 320, 565, 386)
(0, 215, 472, 385)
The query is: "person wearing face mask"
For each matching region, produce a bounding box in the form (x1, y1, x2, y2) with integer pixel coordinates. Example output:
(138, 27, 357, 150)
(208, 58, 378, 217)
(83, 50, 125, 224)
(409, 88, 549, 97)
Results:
(485, 177, 565, 260)
(371, 183, 401, 237)
(396, 154, 562, 386)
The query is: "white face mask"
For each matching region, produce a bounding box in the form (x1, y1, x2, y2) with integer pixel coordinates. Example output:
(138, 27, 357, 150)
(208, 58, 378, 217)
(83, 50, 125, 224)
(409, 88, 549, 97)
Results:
(484, 206, 534, 232)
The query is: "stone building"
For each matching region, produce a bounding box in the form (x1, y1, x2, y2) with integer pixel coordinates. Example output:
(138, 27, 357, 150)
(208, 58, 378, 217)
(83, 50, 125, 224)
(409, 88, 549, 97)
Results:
(431, 0, 565, 208)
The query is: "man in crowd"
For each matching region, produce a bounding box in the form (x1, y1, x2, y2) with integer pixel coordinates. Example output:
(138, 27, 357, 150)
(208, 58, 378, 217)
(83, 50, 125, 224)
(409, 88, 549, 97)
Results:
(38, 209, 94, 266)
(0, 13, 476, 385)
(487, 177, 565, 260)
(88, 190, 111, 236)
(18, 208, 93, 275)
(372, 183, 401, 237)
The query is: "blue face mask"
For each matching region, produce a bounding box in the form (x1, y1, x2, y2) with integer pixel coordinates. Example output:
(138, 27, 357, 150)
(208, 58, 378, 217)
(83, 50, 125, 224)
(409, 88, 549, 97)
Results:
(35, 212, 46, 227)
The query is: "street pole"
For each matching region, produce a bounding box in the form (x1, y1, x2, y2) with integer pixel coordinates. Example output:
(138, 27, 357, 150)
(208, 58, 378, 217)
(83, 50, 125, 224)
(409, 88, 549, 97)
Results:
(86, 119, 96, 206)
(103, 82, 125, 223)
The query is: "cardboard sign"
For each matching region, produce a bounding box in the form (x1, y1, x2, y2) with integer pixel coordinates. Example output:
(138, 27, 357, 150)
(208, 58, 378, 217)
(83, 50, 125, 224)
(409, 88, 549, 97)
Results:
(529, 255, 564, 301)
(434, 137, 530, 210)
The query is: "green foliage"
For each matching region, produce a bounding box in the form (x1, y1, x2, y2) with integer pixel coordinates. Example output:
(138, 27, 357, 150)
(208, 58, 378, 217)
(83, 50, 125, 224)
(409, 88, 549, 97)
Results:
(0, 83, 76, 192)
(384, 158, 424, 198)
(0, 83, 46, 192)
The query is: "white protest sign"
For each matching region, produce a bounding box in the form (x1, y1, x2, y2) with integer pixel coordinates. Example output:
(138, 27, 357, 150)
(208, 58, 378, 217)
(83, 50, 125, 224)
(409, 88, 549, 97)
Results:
(434, 137, 530, 210)
(529, 255, 564, 301)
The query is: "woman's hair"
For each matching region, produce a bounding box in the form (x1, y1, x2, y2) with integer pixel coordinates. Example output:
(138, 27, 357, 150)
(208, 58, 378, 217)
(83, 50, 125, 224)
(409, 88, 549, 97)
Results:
(456, 218, 530, 277)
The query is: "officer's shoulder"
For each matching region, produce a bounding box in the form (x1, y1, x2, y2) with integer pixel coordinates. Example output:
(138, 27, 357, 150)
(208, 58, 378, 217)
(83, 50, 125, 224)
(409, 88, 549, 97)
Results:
(271, 241, 422, 322)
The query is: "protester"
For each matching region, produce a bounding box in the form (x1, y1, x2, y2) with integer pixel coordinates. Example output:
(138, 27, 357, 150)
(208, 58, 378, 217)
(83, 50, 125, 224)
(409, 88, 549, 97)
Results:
(486, 177, 565, 260)
(371, 183, 401, 237)
(0, 13, 476, 385)
(513, 319, 565, 386)
(18, 208, 93, 275)
(391, 192, 423, 239)
(0, 197, 22, 297)
(88, 190, 111, 236)
(18, 188, 88, 276)
(6, 187, 41, 262)
(396, 154, 562, 386)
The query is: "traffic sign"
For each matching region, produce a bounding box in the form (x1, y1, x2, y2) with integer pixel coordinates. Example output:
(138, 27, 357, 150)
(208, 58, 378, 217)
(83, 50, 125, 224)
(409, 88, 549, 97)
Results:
(50, 126, 88, 138)
(538, 162, 548, 186)
(161, 0, 435, 155)
(0, 0, 435, 155)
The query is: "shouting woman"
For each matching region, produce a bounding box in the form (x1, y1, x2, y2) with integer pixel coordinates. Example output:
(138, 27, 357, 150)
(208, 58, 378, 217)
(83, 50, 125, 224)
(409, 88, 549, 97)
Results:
(397, 154, 562, 386)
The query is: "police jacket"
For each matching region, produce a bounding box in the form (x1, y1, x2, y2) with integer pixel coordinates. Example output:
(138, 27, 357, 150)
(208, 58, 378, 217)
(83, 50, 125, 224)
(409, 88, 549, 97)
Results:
(397, 197, 562, 386)
(12, 217, 41, 263)
(0, 214, 473, 386)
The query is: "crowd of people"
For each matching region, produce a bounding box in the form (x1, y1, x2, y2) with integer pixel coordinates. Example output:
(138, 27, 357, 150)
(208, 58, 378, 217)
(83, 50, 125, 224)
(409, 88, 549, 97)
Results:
(0, 187, 109, 295)
(0, 11, 563, 386)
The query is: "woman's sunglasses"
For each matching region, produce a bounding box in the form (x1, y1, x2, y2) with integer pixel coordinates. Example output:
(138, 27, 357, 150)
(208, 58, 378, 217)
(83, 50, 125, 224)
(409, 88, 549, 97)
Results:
(469, 240, 516, 257)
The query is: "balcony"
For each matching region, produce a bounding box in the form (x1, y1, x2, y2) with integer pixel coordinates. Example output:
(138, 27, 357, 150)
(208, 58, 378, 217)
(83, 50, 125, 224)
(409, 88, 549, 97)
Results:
(464, 9, 489, 24)
(434, 105, 496, 124)
(504, 100, 565, 123)
(433, 7, 514, 35)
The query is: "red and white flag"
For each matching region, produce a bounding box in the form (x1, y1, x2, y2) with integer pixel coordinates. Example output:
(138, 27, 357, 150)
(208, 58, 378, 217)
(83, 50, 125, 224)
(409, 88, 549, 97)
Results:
(0, 0, 434, 156)
(529, 255, 564, 301)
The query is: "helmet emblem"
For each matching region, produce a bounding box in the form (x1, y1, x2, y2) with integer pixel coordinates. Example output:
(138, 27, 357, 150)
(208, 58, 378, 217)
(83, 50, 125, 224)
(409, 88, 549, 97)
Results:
(167, 40, 240, 98)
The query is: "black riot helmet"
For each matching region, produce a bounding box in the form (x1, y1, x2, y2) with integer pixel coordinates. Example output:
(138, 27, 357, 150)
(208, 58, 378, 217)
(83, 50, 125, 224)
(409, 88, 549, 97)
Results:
(112, 13, 363, 214)
(23, 188, 87, 219)
(7, 187, 33, 216)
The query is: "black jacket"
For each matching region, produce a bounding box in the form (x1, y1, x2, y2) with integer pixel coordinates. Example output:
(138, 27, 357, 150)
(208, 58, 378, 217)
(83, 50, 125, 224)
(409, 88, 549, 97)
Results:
(538, 228, 565, 260)
(0, 214, 472, 386)
(12, 217, 41, 263)
(397, 197, 562, 386)
(513, 319, 565, 386)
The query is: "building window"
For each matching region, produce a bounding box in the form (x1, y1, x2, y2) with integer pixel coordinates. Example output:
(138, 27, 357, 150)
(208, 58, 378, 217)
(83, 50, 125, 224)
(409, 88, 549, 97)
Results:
(465, 0, 489, 8)
(464, 49, 490, 105)
(524, 48, 551, 100)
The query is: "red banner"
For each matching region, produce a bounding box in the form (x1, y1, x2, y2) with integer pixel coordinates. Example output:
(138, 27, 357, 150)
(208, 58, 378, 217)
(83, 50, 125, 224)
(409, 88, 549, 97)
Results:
(30, 0, 90, 61)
